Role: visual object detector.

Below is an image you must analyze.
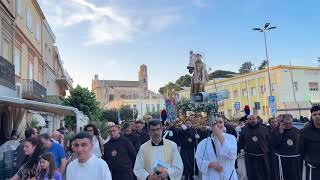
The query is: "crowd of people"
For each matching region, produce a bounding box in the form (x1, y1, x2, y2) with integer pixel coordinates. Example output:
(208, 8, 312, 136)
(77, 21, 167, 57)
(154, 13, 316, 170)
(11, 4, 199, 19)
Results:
(2, 105, 320, 180)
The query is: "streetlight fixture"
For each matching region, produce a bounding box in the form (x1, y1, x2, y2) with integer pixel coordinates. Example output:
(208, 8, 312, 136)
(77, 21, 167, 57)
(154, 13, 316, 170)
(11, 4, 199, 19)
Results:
(253, 23, 276, 97)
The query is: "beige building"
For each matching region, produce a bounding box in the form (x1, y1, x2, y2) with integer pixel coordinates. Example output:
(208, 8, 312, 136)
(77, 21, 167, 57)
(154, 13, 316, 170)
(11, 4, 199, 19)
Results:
(14, 0, 46, 100)
(93, 64, 149, 109)
(0, 0, 74, 142)
(93, 64, 165, 119)
(0, 0, 15, 97)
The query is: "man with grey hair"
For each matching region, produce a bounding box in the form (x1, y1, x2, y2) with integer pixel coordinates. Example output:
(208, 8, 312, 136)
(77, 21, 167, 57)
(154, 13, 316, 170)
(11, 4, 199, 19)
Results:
(238, 115, 270, 180)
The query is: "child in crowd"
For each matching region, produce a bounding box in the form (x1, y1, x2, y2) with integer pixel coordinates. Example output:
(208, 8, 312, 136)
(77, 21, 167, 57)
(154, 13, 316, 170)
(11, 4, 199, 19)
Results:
(38, 153, 62, 180)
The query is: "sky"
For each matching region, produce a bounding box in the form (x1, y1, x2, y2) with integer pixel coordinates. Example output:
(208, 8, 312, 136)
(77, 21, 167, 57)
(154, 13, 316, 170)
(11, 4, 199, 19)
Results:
(38, 0, 320, 92)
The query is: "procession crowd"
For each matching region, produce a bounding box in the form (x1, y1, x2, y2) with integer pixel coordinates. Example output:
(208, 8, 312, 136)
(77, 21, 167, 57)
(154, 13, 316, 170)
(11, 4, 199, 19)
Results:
(2, 105, 320, 180)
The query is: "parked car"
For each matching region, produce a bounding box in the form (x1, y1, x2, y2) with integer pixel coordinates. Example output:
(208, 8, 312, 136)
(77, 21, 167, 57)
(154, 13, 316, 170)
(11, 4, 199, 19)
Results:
(293, 122, 305, 130)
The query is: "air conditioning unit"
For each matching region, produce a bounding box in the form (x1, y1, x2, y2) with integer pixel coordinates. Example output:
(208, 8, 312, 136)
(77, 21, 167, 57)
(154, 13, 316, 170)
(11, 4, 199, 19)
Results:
(16, 84, 22, 98)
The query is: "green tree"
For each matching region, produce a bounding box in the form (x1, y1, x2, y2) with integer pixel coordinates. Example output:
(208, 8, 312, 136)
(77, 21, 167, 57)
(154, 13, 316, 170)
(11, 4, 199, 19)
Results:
(101, 109, 117, 123)
(208, 70, 237, 79)
(258, 60, 268, 70)
(239, 61, 254, 74)
(64, 85, 102, 124)
(120, 105, 134, 121)
(158, 82, 181, 95)
(176, 98, 192, 117)
(101, 106, 136, 123)
(175, 74, 192, 87)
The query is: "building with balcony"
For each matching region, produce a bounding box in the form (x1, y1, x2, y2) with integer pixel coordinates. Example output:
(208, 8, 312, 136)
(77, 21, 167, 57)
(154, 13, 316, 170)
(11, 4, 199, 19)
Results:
(43, 18, 73, 103)
(202, 65, 320, 120)
(0, 0, 75, 143)
(0, 0, 15, 97)
(14, 0, 46, 101)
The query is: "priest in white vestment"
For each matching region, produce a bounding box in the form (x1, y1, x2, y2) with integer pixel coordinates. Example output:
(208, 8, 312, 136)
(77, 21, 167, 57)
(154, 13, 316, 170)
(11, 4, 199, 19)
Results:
(134, 120, 183, 180)
(196, 116, 238, 180)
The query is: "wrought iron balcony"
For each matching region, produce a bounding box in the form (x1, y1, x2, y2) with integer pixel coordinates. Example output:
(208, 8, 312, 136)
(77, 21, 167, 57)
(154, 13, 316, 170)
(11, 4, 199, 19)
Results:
(56, 69, 73, 89)
(22, 79, 47, 100)
(0, 56, 15, 89)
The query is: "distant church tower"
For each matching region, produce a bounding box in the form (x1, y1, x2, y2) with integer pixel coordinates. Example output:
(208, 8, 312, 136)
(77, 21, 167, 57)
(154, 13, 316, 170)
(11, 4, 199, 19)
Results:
(139, 64, 148, 91)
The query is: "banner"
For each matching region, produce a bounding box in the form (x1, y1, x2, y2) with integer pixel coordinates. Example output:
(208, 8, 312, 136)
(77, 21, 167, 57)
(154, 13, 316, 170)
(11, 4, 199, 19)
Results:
(165, 98, 177, 121)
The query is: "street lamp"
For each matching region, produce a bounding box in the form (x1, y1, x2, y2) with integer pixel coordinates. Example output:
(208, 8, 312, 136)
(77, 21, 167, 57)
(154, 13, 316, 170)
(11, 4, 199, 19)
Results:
(253, 23, 276, 97)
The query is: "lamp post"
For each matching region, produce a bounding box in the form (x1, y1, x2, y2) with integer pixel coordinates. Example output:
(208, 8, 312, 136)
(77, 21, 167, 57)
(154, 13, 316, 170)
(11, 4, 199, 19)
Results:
(253, 23, 276, 97)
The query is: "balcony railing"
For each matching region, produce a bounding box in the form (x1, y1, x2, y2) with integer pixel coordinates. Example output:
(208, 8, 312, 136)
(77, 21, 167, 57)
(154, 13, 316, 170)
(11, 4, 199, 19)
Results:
(22, 79, 47, 100)
(55, 69, 73, 88)
(0, 56, 15, 89)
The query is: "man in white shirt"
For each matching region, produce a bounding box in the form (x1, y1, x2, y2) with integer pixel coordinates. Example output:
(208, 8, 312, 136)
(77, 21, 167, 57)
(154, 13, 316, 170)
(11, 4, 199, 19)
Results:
(66, 131, 112, 180)
(134, 120, 183, 180)
(195, 115, 238, 180)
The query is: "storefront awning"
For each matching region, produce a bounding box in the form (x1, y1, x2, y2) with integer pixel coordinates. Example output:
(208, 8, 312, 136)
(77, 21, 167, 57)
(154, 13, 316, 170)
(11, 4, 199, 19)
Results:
(0, 96, 82, 132)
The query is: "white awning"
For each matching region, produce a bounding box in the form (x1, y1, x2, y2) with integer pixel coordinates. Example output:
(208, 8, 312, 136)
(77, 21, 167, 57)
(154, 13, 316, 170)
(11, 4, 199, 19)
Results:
(0, 96, 82, 132)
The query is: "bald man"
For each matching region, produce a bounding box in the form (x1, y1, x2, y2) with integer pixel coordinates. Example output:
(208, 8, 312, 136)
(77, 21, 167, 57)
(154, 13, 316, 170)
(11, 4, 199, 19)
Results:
(52, 130, 64, 146)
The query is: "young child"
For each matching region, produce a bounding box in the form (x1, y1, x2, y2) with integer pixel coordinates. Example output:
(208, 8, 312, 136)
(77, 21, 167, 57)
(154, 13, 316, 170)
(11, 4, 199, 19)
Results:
(38, 153, 62, 180)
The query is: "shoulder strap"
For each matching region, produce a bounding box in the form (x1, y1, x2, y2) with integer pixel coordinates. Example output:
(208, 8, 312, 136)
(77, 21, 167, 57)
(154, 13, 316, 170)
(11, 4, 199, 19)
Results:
(210, 137, 217, 157)
(97, 136, 104, 155)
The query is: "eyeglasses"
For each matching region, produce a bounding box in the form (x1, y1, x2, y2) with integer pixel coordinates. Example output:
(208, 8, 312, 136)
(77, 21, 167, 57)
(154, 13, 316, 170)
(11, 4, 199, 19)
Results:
(216, 121, 224, 124)
(86, 129, 94, 132)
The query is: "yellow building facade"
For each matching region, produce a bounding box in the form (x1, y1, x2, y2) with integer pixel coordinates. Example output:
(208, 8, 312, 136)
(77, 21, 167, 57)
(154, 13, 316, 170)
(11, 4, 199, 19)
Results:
(178, 65, 320, 121)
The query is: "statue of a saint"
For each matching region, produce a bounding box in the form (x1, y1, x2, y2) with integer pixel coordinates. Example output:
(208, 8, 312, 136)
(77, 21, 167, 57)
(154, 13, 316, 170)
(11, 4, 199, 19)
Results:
(188, 51, 208, 94)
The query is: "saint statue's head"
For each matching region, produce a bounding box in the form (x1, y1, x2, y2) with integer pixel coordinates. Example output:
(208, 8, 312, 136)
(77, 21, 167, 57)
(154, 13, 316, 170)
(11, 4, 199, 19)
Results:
(195, 60, 203, 72)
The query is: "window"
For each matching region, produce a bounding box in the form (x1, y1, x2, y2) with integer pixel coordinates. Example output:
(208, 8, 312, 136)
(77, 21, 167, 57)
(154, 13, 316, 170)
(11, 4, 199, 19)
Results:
(293, 82, 298, 91)
(234, 90, 238, 98)
(16, 0, 22, 16)
(14, 47, 21, 76)
(262, 106, 268, 115)
(250, 87, 256, 96)
(38, 64, 43, 84)
(109, 94, 114, 101)
(35, 21, 40, 42)
(157, 104, 160, 112)
(29, 62, 33, 79)
(146, 104, 150, 112)
(2, 38, 10, 61)
(27, 6, 33, 32)
(152, 104, 155, 112)
(260, 85, 266, 94)
(242, 89, 247, 96)
(271, 83, 276, 91)
(309, 82, 319, 91)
